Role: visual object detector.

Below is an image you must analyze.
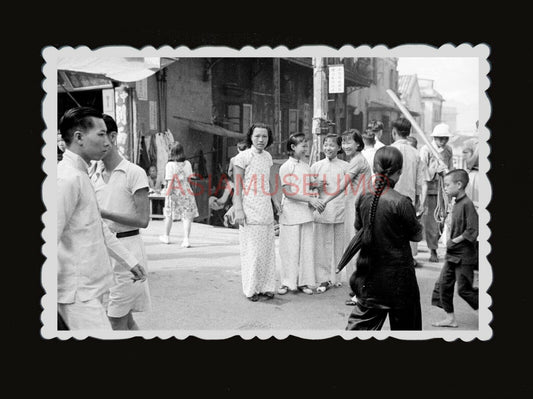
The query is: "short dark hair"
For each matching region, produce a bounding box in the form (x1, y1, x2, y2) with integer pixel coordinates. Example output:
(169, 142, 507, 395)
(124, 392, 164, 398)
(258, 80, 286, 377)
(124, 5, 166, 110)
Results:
(245, 123, 274, 149)
(323, 133, 342, 147)
(286, 132, 307, 155)
(392, 117, 411, 137)
(103, 114, 118, 134)
(341, 129, 365, 151)
(59, 107, 103, 145)
(237, 140, 249, 151)
(169, 141, 186, 162)
(445, 169, 469, 188)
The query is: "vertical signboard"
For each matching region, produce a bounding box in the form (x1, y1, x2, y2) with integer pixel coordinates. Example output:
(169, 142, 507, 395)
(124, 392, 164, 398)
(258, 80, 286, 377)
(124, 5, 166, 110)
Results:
(136, 79, 148, 101)
(149, 100, 158, 131)
(114, 87, 129, 159)
(328, 64, 345, 94)
(102, 89, 115, 119)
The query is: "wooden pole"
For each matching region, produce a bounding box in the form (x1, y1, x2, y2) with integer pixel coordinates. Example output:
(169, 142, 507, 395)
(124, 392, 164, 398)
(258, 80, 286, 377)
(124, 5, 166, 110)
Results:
(310, 57, 328, 165)
(386, 89, 446, 167)
(273, 58, 281, 155)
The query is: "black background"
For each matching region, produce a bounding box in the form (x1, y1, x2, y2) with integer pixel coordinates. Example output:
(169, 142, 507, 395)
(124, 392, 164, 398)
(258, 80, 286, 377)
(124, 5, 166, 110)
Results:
(17, 25, 530, 396)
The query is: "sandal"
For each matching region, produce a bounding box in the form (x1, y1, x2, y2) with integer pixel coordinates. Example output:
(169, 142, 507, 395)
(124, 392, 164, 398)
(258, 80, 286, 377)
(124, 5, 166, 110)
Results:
(316, 281, 332, 294)
(299, 286, 314, 295)
(263, 292, 275, 299)
(277, 286, 289, 295)
(247, 294, 259, 302)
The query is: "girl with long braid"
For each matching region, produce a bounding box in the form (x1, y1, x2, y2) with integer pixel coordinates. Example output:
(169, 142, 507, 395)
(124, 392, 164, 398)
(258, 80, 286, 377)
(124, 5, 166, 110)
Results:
(346, 146, 424, 331)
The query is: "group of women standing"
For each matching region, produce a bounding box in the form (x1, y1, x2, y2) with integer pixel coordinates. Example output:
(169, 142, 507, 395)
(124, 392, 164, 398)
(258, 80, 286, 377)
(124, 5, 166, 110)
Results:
(159, 122, 424, 330)
(233, 123, 422, 331)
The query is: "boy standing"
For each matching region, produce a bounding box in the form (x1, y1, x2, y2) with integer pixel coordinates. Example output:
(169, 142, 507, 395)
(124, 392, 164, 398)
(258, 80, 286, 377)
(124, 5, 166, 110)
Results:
(90, 115, 152, 330)
(431, 169, 479, 327)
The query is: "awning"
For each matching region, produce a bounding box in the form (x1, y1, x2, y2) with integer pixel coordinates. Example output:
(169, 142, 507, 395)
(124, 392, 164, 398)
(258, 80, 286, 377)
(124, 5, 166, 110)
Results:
(58, 56, 177, 82)
(368, 100, 398, 111)
(173, 115, 244, 139)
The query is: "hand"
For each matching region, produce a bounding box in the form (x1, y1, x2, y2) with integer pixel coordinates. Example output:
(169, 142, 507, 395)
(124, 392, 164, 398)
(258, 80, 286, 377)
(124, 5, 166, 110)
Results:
(436, 163, 448, 174)
(234, 208, 245, 226)
(314, 179, 325, 193)
(416, 202, 425, 218)
(309, 198, 325, 213)
(446, 239, 456, 249)
(130, 264, 147, 282)
(273, 201, 282, 215)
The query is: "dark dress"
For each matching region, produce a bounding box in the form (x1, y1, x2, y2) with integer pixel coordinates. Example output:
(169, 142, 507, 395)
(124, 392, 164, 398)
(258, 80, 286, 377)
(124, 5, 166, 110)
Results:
(346, 188, 423, 331)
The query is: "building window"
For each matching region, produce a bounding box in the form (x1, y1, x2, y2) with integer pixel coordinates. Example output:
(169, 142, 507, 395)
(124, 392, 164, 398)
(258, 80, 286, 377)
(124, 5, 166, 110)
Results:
(227, 104, 241, 132)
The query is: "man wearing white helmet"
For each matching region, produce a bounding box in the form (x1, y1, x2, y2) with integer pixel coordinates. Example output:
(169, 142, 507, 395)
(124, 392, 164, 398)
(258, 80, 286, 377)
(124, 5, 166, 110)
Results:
(419, 123, 454, 262)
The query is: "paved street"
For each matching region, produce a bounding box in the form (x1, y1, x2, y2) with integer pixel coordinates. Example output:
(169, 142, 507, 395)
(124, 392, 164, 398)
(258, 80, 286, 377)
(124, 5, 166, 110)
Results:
(135, 220, 478, 331)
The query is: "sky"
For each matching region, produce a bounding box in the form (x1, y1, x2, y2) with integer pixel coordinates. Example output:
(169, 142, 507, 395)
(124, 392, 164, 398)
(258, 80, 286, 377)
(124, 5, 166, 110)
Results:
(397, 57, 479, 133)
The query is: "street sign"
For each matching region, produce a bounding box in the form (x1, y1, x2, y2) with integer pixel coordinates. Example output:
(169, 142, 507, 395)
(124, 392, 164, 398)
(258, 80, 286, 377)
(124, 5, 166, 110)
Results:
(328, 64, 344, 93)
(102, 88, 115, 119)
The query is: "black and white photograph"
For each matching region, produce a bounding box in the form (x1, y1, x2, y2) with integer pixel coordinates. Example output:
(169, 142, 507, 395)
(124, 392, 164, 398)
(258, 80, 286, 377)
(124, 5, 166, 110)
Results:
(42, 44, 491, 340)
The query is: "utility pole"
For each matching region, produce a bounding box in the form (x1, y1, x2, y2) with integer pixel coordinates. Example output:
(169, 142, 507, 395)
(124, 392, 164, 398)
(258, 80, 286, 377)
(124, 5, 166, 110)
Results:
(310, 57, 328, 165)
(273, 58, 281, 155)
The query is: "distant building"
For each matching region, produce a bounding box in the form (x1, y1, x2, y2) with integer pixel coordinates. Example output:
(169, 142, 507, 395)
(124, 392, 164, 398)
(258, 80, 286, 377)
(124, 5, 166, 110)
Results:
(442, 104, 458, 133)
(419, 78, 444, 136)
(348, 58, 401, 145)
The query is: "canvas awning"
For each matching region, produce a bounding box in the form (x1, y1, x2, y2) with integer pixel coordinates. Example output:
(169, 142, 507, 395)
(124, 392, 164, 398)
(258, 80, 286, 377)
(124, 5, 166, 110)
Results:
(57, 56, 177, 82)
(173, 115, 244, 139)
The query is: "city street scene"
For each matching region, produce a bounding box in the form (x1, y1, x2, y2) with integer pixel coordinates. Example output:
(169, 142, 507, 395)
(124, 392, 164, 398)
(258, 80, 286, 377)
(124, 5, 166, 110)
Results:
(48, 45, 488, 338)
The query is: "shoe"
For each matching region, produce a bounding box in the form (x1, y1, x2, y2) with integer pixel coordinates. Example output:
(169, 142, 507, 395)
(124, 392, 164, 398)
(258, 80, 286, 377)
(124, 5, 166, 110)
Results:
(432, 320, 458, 328)
(299, 286, 313, 295)
(334, 282, 342, 287)
(263, 292, 275, 299)
(345, 299, 357, 306)
(316, 281, 332, 294)
(181, 240, 191, 248)
(247, 294, 259, 302)
(159, 235, 170, 244)
(277, 286, 289, 295)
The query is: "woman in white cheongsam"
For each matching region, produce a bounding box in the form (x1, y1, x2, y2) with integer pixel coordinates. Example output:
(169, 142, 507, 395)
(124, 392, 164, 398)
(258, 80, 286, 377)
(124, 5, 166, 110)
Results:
(233, 123, 281, 302)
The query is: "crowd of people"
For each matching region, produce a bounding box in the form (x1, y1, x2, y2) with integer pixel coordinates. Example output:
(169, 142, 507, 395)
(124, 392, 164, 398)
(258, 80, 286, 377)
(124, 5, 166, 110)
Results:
(56, 106, 479, 332)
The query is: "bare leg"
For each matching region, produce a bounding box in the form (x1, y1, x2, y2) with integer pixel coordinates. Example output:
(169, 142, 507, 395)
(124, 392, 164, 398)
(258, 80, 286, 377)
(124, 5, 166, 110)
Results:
(182, 217, 192, 247)
(165, 216, 173, 236)
(159, 216, 172, 244)
(127, 313, 139, 330)
(108, 315, 130, 330)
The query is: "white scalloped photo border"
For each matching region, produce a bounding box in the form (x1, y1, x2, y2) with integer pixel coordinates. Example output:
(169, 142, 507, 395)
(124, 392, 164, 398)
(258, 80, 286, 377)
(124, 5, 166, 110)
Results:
(41, 43, 492, 341)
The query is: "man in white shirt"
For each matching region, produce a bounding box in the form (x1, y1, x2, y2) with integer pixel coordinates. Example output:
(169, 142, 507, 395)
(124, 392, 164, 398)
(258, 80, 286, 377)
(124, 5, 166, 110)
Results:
(361, 120, 385, 172)
(57, 107, 146, 330)
(90, 114, 152, 330)
(391, 117, 427, 267)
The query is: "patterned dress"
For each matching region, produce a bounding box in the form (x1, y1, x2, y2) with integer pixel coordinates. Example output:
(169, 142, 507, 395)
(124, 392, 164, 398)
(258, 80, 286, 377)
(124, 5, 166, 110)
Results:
(233, 147, 277, 297)
(164, 160, 199, 220)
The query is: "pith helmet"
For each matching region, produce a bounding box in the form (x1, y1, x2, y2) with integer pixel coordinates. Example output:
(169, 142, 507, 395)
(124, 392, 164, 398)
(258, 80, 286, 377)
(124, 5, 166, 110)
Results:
(431, 123, 453, 137)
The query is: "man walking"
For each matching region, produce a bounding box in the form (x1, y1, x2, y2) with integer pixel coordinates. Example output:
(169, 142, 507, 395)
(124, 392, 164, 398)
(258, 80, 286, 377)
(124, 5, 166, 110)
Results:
(361, 120, 386, 172)
(419, 123, 454, 262)
(391, 117, 427, 267)
(90, 114, 152, 330)
(58, 107, 146, 330)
